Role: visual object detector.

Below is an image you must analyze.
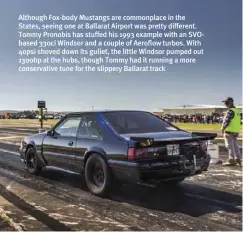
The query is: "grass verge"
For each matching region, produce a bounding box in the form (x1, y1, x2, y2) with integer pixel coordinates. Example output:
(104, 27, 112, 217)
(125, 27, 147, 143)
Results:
(0, 119, 56, 126)
(174, 123, 222, 131)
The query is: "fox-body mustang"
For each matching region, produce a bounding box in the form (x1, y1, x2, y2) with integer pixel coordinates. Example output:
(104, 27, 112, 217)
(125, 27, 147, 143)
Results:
(20, 110, 217, 196)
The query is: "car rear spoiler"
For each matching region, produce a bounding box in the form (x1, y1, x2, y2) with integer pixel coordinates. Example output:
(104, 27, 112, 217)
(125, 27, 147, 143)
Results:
(130, 132, 217, 147)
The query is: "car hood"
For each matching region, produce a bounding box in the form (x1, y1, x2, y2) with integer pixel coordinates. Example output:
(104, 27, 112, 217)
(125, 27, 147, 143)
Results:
(120, 130, 192, 141)
(24, 131, 47, 141)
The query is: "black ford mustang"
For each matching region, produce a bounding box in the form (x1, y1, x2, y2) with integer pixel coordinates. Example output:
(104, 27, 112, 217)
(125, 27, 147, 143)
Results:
(20, 110, 217, 196)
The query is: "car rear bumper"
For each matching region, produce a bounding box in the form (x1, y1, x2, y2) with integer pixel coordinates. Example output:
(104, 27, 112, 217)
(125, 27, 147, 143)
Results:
(108, 154, 211, 184)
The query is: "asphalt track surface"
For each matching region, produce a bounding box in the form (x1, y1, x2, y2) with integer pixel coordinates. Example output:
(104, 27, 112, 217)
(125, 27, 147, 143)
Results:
(0, 125, 242, 231)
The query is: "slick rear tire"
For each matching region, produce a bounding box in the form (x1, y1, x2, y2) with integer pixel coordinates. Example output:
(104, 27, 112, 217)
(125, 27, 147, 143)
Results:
(85, 154, 113, 197)
(25, 147, 42, 175)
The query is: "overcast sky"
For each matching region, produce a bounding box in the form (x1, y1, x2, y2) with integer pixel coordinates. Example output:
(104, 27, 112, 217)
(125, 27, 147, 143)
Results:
(0, 0, 242, 111)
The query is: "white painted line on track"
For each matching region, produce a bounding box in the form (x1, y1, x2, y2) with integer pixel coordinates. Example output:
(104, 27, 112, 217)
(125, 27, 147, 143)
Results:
(215, 137, 242, 140)
(0, 131, 30, 135)
(1, 141, 21, 146)
(10, 128, 37, 131)
(0, 136, 25, 140)
(0, 148, 19, 156)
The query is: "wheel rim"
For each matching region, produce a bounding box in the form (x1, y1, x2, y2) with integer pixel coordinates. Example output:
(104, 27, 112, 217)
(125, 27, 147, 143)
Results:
(27, 152, 36, 169)
(92, 163, 104, 187)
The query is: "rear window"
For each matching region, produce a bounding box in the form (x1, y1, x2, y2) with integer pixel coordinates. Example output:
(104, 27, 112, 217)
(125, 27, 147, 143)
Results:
(102, 111, 178, 134)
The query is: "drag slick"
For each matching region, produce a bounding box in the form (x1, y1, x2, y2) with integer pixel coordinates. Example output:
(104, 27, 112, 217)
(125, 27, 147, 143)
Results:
(20, 110, 217, 196)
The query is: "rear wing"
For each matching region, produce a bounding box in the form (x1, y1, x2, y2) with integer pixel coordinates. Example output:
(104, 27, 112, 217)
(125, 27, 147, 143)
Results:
(130, 132, 217, 147)
(190, 132, 218, 140)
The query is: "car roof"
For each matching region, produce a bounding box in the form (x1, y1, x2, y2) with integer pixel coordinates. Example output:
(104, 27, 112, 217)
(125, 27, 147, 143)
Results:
(65, 110, 151, 116)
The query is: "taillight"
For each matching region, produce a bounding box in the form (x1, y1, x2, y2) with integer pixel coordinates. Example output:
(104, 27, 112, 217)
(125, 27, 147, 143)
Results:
(185, 141, 207, 153)
(127, 147, 148, 160)
(127, 148, 135, 160)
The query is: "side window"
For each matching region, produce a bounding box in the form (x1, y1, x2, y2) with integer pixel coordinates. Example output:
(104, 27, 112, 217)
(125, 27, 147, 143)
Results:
(55, 117, 81, 137)
(78, 114, 102, 140)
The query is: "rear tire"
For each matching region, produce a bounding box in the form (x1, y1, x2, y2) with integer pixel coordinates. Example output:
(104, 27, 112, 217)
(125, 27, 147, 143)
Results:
(25, 147, 42, 175)
(85, 154, 113, 197)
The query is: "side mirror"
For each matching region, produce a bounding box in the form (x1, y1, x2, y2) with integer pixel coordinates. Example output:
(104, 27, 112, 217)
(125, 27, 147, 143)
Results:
(47, 130, 54, 136)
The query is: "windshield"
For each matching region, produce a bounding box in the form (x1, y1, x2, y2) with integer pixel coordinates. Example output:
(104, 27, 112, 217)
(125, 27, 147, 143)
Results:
(102, 111, 178, 134)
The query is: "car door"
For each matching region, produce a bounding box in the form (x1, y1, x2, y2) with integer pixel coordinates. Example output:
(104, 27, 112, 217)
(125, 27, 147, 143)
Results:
(42, 116, 82, 171)
(75, 113, 103, 173)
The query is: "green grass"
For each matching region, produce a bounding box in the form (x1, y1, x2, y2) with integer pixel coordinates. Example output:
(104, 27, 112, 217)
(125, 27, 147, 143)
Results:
(174, 123, 242, 138)
(174, 123, 222, 131)
(0, 119, 57, 126)
(175, 122, 242, 132)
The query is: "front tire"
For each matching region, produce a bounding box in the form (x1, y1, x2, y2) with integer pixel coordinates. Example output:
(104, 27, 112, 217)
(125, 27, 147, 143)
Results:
(85, 154, 113, 197)
(25, 147, 42, 175)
